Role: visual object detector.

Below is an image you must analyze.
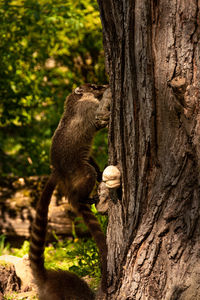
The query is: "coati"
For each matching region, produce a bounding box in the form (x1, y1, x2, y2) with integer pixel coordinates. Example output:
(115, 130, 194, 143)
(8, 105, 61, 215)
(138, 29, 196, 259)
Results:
(29, 84, 111, 300)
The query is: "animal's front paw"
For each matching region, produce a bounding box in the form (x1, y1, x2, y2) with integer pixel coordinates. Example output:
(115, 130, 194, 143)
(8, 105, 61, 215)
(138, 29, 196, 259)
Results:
(94, 111, 110, 129)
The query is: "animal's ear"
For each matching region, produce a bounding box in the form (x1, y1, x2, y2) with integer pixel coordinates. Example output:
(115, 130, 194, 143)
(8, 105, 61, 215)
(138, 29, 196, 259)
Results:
(74, 87, 84, 94)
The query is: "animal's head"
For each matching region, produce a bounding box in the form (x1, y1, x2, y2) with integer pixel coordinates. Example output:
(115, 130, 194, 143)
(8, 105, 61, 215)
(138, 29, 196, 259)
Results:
(74, 83, 108, 100)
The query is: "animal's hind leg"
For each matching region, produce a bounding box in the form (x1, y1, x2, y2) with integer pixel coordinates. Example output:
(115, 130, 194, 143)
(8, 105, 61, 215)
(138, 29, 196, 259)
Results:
(67, 164, 107, 292)
(77, 160, 102, 204)
(65, 163, 97, 206)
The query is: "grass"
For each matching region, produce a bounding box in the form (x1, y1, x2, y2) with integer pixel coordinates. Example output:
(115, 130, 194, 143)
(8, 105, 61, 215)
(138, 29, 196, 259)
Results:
(0, 235, 101, 288)
(0, 235, 100, 299)
(0, 206, 107, 298)
(0, 234, 10, 255)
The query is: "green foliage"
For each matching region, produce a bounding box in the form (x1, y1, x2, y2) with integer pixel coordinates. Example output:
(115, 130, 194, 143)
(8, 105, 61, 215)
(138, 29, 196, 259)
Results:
(4, 293, 38, 300)
(11, 240, 30, 257)
(5, 205, 107, 289)
(0, 0, 107, 177)
(0, 234, 10, 255)
(45, 238, 101, 288)
(91, 204, 108, 234)
(43, 208, 107, 289)
(3, 233, 100, 297)
(9, 235, 101, 289)
(93, 128, 108, 171)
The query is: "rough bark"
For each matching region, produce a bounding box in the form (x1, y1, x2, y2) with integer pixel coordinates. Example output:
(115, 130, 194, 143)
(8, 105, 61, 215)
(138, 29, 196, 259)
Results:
(97, 0, 200, 299)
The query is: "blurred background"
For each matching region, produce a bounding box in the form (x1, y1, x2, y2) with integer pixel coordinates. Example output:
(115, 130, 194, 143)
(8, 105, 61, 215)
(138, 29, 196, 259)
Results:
(0, 0, 108, 178)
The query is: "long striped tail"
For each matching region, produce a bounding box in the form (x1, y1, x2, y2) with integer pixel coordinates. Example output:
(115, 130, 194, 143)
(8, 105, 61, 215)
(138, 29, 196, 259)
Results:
(29, 173, 57, 283)
(76, 203, 107, 292)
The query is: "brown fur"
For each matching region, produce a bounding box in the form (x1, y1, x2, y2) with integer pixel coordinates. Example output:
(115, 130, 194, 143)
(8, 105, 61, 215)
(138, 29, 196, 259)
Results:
(29, 84, 111, 299)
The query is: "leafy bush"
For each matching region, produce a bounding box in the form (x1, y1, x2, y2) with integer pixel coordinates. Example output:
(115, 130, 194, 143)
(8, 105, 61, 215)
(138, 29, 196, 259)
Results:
(45, 237, 101, 289)
(9, 235, 102, 289)
(11, 240, 30, 257)
(7, 207, 107, 289)
(0, 0, 107, 177)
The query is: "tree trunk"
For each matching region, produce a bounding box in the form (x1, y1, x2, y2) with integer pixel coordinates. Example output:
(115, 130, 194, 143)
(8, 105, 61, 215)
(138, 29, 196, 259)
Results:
(97, 0, 200, 299)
